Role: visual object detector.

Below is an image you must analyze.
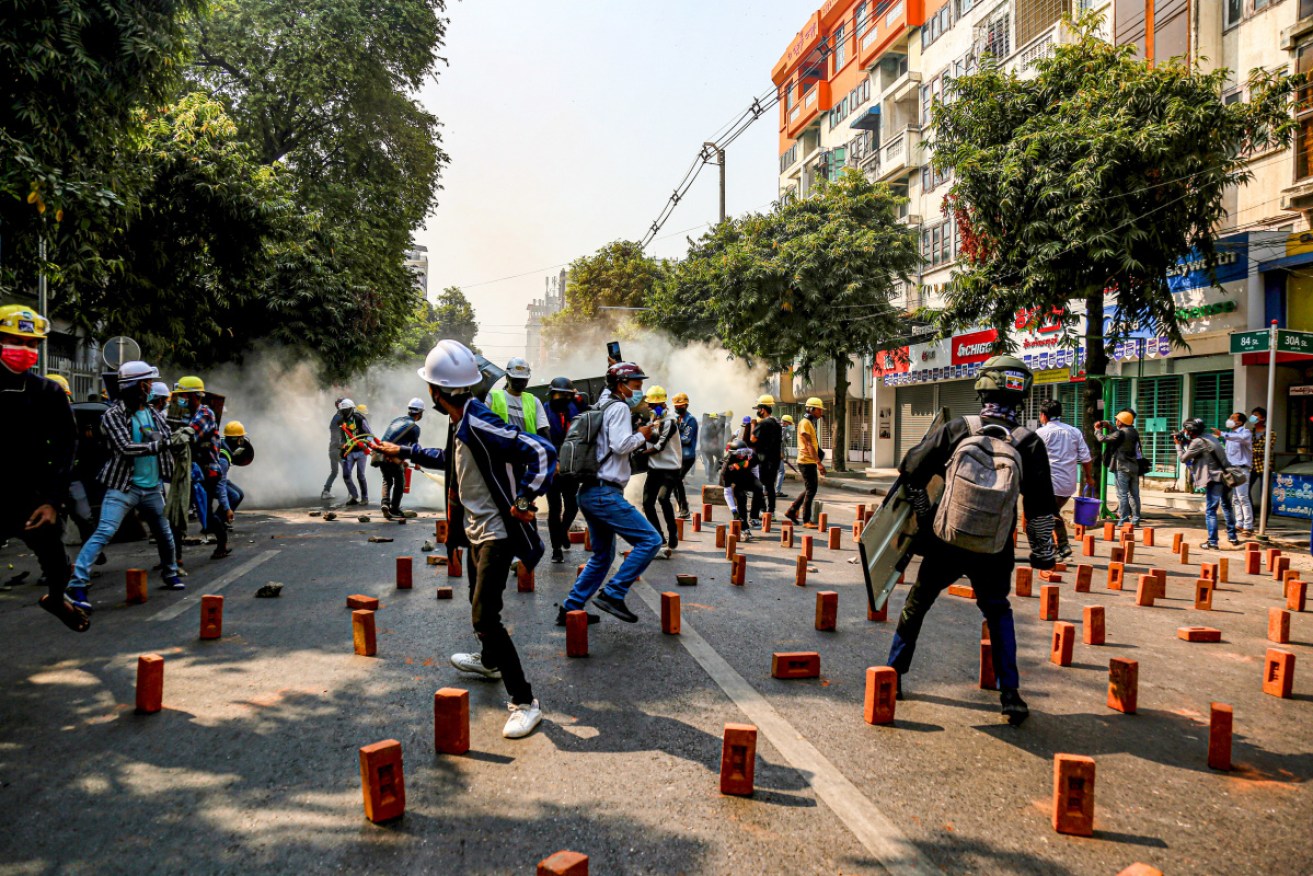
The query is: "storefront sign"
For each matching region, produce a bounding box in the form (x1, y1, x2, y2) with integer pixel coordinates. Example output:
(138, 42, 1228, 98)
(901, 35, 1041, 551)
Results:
(1290, 385, 1313, 397)
(1033, 368, 1071, 385)
(1167, 236, 1248, 294)
(872, 346, 910, 377)
(1272, 473, 1313, 520)
(951, 328, 999, 365)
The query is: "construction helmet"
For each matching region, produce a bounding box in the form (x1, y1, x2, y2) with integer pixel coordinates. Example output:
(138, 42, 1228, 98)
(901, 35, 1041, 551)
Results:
(805, 397, 825, 411)
(756, 394, 775, 407)
(974, 355, 1032, 402)
(506, 357, 532, 380)
(223, 420, 247, 438)
(1181, 417, 1206, 436)
(407, 397, 425, 412)
(606, 361, 648, 385)
(672, 392, 690, 406)
(782, 414, 795, 424)
(418, 339, 482, 389)
(118, 360, 160, 386)
(338, 398, 356, 411)
(148, 381, 171, 402)
(0, 304, 49, 339)
(1115, 411, 1136, 426)
(356, 404, 369, 415)
(549, 376, 575, 393)
(174, 375, 205, 393)
(47, 374, 71, 396)
(727, 438, 749, 451)
(645, 385, 668, 404)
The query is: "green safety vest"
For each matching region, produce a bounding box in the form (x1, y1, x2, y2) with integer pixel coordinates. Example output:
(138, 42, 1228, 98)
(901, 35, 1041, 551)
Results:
(488, 389, 538, 433)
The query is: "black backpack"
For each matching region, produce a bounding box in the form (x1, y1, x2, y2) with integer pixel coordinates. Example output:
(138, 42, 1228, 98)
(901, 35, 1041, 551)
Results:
(556, 399, 624, 481)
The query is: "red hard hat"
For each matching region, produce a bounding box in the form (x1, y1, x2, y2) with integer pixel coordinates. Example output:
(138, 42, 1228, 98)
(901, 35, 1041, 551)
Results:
(607, 361, 648, 382)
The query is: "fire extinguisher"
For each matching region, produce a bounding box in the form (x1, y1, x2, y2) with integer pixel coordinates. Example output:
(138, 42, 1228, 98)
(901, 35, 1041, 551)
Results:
(403, 464, 413, 494)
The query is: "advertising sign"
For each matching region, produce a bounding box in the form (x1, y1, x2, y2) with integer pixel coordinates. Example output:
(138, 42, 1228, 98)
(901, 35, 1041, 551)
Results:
(1272, 473, 1313, 520)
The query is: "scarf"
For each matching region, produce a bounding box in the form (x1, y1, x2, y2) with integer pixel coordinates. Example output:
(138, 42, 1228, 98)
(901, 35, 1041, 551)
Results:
(980, 402, 1020, 424)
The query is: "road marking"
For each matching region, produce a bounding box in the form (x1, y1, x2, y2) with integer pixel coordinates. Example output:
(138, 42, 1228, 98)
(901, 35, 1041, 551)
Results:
(634, 582, 937, 875)
(152, 550, 281, 622)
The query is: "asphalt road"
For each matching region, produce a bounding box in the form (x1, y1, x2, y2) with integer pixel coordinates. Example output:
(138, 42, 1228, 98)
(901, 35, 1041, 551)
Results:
(1, 485, 1310, 875)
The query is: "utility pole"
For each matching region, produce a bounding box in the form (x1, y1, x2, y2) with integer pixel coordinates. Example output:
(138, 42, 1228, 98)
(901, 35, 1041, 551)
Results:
(704, 142, 726, 224)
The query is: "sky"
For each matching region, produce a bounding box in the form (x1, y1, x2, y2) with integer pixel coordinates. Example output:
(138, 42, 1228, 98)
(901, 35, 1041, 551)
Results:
(415, 0, 808, 361)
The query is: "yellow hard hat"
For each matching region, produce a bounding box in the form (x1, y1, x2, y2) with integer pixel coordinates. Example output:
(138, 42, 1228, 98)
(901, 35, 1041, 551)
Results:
(756, 394, 775, 407)
(805, 397, 825, 411)
(782, 414, 794, 424)
(1115, 411, 1135, 426)
(357, 403, 368, 415)
(223, 420, 247, 438)
(0, 304, 49, 340)
(645, 385, 668, 404)
(672, 392, 690, 405)
(174, 375, 205, 393)
(47, 374, 71, 396)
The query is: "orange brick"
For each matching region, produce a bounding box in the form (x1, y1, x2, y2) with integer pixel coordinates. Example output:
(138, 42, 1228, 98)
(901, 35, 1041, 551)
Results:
(1179, 543, 1190, 565)
(730, 519, 742, 538)
(1074, 523, 1086, 538)
(1050, 622, 1076, 666)
(135, 653, 164, 714)
(436, 586, 453, 600)
(725, 533, 738, 562)
(1052, 754, 1096, 836)
(433, 688, 470, 755)
(1109, 545, 1125, 565)
(1202, 562, 1219, 581)
(794, 554, 807, 587)
(715, 525, 726, 549)
(827, 526, 842, 550)
(1208, 702, 1233, 772)
(853, 519, 863, 541)
(1152, 568, 1168, 600)
(1266, 548, 1282, 571)
(815, 591, 838, 631)
(448, 547, 463, 578)
(701, 502, 713, 523)
(692, 513, 702, 533)
(1120, 540, 1135, 565)
(1263, 648, 1295, 698)
(1083, 605, 1105, 645)
(979, 639, 996, 690)
(1284, 569, 1302, 590)
(731, 555, 746, 586)
(1039, 570, 1063, 583)
(661, 592, 680, 635)
(948, 584, 976, 598)
(781, 525, 794, 549)
(818, 512, 828, 532)
(982, 619, 991, 642)
(1218, 557, 1229, 582)
(867, 601, 888, 622)
(434, 518, 449, 543)
(584, 529, 592, 551)
(676, 573, 698, 586)
(1194, 579, 1213, 611)
(1274, 556, 1292, 582)
(396, 556, 413, 589)
(1245, 549, 1261, 575)
(772, 651, 820, 679)
(576, 563, 586, 578)
(1040, 585, 1059, 621)
(865, 666, 898, 724)
(1107, 562, 1125, 591)
(1081, 535, 1096, 556)
(675, 517, 685, 541)
(537, 851, 589, 876)
(720, 723, 757, 796)
(567, 528, 586, 544)
(1103, 522, 1115, 541)
(352, 610, 377, 657)
(1142, 527, 1155, 547)
(358, 739, 405, 823)
(761, 512, 772, 534)
(1269, 607, 1291, 643)
(856, 503, 866, 520)
(126, 568, 148, 605)
(347, 594, 380, 611)
(566, 610, 588, 658)
(1108, 658, 1138, 713)
(1135, 575, 1156, 607)
(199, 594, 224, 640)
(1171, 532, 1183, 552)
(1015, 567, 1033, 597)
(1177, 626, 1221, 643)
(517, 563, 535, 593)
(802, 535, 814, 560)
(1075, 564, 1093, 593)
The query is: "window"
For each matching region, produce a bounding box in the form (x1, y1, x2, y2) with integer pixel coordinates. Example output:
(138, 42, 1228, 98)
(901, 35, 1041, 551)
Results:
(834, 24, 847, 71)
(786, 86, 795, 111)
(920, 217, 957, 268)
(827, 147, 847, 182)
(1298, 43, 1313, 181)
(957, 0, 974, 14)
(1255, 0, 1270, 10)
(856, 2, 870, 35)
(1304, 0, 1313, 20)
(922, 5, 952, 49)
(1224, 0, 1242, 28)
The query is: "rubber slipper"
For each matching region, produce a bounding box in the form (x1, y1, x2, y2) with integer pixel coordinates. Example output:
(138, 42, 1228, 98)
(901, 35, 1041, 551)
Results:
(39, 595, 91, 633)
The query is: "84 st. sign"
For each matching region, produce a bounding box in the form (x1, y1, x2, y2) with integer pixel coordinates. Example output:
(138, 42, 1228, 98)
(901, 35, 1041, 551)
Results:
(1229, 328, 1313, 355)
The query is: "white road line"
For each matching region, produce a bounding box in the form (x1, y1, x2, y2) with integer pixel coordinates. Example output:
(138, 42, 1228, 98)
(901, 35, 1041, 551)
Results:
(634, 582, 937, 876)
(151, 550, 281, 622)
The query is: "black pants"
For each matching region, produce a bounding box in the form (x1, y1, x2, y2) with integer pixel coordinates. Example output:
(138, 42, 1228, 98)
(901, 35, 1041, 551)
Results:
(757, 460, 780, 515)
(547, 477, 579, 553)
(673, 457, 695, 514)
(643, 470, 680, 547)
(3, 509, 69, 601)
(787, 463, 819, 522)
(730, 473, 765, 522)
(380, 461, 405, 512)
(467, 540, 533, 705)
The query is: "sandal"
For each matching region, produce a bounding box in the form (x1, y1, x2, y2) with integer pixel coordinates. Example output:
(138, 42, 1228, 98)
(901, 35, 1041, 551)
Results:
(39, 595, 91, 633)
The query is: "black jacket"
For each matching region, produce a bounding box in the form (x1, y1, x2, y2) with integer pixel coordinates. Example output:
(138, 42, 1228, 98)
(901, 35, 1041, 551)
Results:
(752, 416, 783, 465)
(1097, 425, 1141, 473)
(2, 370, 77, 513)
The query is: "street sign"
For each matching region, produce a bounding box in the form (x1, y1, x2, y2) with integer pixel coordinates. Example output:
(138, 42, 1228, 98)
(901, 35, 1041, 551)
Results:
(1230, 328, 1313, 355)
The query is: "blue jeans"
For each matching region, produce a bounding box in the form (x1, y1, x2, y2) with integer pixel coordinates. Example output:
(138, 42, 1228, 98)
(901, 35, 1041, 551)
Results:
(343, 451, 368, 500)
(563, 483, 663, 610)
(1114, 469, 1140, 525)
(72, 485, 177, 586)
(1205, 481, 1238, 545)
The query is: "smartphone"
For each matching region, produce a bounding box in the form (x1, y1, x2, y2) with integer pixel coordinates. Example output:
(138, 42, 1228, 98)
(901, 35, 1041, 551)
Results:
(607, 341, 622, 362)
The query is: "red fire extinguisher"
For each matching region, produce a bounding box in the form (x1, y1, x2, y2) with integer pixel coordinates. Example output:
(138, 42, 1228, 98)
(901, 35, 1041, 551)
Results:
(403, 464, 413, 494)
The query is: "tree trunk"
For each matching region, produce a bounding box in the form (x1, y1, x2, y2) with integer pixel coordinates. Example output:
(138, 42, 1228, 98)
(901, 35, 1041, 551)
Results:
(833, 354, 849, 472)
(1081, 286, 1108, 456)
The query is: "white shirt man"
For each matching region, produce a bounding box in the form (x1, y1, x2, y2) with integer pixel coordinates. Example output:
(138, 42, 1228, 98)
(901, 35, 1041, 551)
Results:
(1036, 401, 1094, 559)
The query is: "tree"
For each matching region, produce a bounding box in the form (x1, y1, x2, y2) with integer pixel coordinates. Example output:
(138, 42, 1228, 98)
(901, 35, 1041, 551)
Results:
(543, 240, 666, 341)
(393, 285, 478, 360)
(930, 12, 1298, 442)
(649, 171, 920, 471)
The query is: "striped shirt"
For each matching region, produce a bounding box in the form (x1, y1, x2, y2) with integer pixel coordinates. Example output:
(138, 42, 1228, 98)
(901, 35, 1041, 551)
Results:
(98, 401, 175, 492)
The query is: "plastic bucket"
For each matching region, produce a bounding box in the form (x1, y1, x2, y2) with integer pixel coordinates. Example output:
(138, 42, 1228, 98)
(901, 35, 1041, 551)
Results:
(1072, 495, 1099, 527)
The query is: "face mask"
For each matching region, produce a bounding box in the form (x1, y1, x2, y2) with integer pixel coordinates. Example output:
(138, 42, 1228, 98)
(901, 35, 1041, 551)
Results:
(650, 403, 665, 417)
(625, 393, 643, 411)
(550, 396, 572, 409)
(509, 378, 529, 393)
(1249, 415, 1259, 425)
(177, 396, 191, 410)
(1, 345, 39, 374)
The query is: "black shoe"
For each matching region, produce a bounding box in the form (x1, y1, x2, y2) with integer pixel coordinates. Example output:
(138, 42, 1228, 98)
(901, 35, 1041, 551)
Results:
(1000, 688, 1029, 726)
(676, 509, 691, 519)
(555, 604, 600, 626)
(1057, 544, 1073, 562)
(211, 547, 232, 560)
(895, 673, 904, 701)
(594, 592, 638, 623)
(380, 505, 393, 520)
(551, 549, 564, 563)
(95, 552, 107, 566)
(345, 497, 360, 507)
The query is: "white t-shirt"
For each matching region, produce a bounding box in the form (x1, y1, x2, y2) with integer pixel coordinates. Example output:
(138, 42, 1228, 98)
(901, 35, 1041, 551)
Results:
(455, 439, 506, 544)
(505, 392, 548, 434)
(1036, 418, 1092, 499)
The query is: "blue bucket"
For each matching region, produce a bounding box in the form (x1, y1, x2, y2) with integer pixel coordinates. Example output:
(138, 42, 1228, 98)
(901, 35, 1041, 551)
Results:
(1072, 495, 1099, 527)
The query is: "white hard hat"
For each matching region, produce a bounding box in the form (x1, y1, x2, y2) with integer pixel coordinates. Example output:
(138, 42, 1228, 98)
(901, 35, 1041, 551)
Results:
(148, 381, 171, 401)
(407, 397, 425, 411)
(338, 398, 355, 411)
(506, 357, 532, 380)
(118, 360, 160, 386)
(418, 339, 482, 389)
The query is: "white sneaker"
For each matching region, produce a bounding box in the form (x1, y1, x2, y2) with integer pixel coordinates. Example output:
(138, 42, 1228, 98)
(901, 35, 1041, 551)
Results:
(450, 652, 502, 679)
(503, 699, 542, 739)
(320, 490, 332, 501)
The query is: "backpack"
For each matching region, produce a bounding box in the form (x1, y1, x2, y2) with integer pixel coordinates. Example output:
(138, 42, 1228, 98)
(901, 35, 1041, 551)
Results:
(933, 415, 1027, 554)
(556, 399, 624, 482)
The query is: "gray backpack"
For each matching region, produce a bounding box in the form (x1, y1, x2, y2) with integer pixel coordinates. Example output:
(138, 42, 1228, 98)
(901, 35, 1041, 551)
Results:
(556, 399, 624, 482)
(933, 415, 1027, 554)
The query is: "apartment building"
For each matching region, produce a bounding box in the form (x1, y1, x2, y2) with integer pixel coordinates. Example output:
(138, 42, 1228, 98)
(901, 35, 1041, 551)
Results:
(773, 0, 1313, 515)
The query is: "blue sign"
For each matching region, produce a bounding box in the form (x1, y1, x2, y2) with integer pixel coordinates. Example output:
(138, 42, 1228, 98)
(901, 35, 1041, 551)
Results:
(1272, 472, 1313, 520)
(1167, 234, 1248, 294)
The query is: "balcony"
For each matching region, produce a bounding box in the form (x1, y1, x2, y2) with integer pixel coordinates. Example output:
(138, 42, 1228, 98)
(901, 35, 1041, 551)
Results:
(1006, 21, 1065, 78)
(858, 0, 925, 67)
(786, 80, 830, 139)
(884, 69, 922, 105)
(877, 125, 922, 181)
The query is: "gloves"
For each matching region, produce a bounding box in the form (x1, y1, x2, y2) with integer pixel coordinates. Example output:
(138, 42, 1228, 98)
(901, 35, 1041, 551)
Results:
(1026, 514, 1058, 570)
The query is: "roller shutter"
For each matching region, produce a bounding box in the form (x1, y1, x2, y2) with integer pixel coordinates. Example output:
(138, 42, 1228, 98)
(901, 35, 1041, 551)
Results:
(895, 385, 936, 461)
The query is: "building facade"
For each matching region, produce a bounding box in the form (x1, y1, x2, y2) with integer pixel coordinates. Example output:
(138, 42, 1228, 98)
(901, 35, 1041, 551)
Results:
(404, 244, 430, 295)
(772, 0, 1313, 515)
(525, 269, 566, 373)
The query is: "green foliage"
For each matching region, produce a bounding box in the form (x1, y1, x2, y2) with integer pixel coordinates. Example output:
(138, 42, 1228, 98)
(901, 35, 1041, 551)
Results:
(546, 240, 665, 325)
(394, 286, 479, 360)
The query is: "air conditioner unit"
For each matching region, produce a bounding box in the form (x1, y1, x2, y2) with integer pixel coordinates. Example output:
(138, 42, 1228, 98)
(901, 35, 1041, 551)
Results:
(906, 214, 923, 226)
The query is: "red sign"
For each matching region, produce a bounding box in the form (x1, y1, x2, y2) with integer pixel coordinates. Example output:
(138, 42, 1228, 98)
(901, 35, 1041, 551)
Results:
(951, 329, 998, 365)
(872, 346, 909, 377)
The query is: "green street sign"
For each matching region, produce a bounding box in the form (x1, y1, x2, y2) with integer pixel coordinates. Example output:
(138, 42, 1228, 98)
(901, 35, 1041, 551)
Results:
(1230, 328, 1313, 355)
